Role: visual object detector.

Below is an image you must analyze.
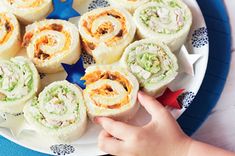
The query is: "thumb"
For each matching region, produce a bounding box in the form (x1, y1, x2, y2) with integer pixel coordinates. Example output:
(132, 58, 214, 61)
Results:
(138, 91, 171, 121)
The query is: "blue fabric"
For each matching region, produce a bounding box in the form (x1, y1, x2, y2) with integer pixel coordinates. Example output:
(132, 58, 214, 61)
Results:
(0, 0, 231, 155)
(177, 0, 232, 136)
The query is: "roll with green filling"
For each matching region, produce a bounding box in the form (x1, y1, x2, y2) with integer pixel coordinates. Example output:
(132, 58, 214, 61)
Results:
(121, 39, 178, 95)
(0, 57, 40, 114)
(23, 80, 87, 142)
(133, 0, 192, 52)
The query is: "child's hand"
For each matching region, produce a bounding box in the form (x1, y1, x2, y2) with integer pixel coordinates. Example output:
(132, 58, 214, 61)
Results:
(95, 91, 192, 156)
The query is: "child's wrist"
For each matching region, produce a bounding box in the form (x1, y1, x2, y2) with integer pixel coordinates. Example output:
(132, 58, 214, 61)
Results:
(173, 135, 193, 156)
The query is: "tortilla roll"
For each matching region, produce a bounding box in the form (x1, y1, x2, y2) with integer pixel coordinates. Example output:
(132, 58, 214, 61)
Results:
(1, 0, 52, 24)
(78, 7, 136, 64)
(0, 12, 20, 59)
(120, 39, 178, 95)
(0, 57, 40, 114)
(23, 19, 81, 73)
(82, 65, 139, 121)
(108, 0, 149, 14)
(24, 80, 87, 142)
(133, 0, 192, 52)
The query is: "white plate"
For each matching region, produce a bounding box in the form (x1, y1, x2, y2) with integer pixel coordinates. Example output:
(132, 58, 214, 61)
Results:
(0, 0, 209, 155)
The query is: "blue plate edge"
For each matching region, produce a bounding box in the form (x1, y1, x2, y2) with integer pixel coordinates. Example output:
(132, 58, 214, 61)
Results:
(177, 0, 232, 136)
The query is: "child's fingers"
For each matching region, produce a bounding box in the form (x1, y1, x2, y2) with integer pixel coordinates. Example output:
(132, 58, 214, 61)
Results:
(98, 130, 125, 155)
(138, 91, 168, 120)
(96, 117, 139, 140)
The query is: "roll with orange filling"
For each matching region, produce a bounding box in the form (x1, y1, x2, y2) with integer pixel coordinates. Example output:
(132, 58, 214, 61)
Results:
(78, 7, 136, 64)
(0, 12, 20, 59)
(1, 0, 52, 24)
(82, 65, 139, 121)
(23, 19, 81, 73)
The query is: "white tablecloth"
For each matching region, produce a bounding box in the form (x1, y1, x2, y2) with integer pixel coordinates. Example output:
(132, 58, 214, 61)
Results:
(192, 0, 235, 152)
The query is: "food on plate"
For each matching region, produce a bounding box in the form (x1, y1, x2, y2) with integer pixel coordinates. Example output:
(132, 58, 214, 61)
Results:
(108, 0, 149, 13)
(120, 39, 178, 95)
(0, 57, 40, 114)
(82, 65, 139, 121)
(133, 0, 192, 51)
(78, 7, 136, 64)
(1, 0, 52, 24)
(23, 19, 81, 73)
(24, 80, 87, 142)
(0, 12, 20, 59)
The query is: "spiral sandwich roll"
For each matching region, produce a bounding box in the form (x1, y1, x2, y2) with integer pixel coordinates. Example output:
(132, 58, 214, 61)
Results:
(108, 0, 149, 13)
(0, 57, 40, 114)
(24, 81, 87, 142)
(121, 39, 178, 95)
(23, 19, 81, 73)
(0, 12, 20, 59)
(82, 65, 139, 121)
(1, 0, 52, 24)
(133, 0, 192, 52)
(78, 7, 136, 64)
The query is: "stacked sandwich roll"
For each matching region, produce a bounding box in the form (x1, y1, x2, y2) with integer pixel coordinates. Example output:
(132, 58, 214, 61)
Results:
(0, 57, 40, 114)
(24, 80, 87, 142)
(78, 7, 136, 64)
(0, 12, 20, 59)
(23, 19, 81, 73)
(1, 0, 52, 24)
(121, 39, 178, 95)
(133, 0, 192, 51)
(108, 0, 149, 13)
(82, 65, 139, 121)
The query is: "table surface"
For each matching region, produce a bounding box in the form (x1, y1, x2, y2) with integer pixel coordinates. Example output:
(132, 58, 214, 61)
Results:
(192, 0, 235, 152)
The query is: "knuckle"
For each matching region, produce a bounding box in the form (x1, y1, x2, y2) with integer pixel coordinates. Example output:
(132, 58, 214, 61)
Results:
(106, 123, 115, 132)
(159, 107, 169, 116)
(129, 153, 138, 156)
(98, 139, 106, 150)
(125, 150, 138, 156)
(131, 130, 144, 141)
(136, 131, 144, 140)
(98, 131, 105, 142)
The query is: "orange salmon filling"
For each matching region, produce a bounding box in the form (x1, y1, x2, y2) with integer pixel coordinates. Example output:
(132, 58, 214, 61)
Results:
(7, 0, 44, 8)
(0, 14, 14, 45)
(82, 71, 132, 109)
(22, 23, 71, 60)
(81, 10, 127, 54)
(91, 85, 118, 96)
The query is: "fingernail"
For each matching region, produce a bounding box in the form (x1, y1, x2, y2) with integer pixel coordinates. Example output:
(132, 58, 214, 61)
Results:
(138, 91, 144, 95)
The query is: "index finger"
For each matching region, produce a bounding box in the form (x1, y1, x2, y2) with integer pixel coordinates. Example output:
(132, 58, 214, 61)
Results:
(96, 117, 139, 140)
